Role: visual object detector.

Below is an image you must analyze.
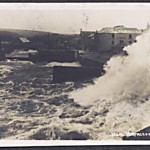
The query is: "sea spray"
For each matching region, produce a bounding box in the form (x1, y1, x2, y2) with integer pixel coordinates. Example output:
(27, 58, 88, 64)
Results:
(70, 29, 150, 106)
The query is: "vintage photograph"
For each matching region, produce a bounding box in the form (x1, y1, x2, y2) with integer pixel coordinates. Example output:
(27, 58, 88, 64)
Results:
(0, 3, 150, 140)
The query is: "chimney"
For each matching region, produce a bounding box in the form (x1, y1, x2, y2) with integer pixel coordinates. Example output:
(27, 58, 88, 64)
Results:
(147, 22, 150, 29)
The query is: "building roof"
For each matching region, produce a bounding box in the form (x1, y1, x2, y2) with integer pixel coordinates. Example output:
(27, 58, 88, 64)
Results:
(99, 25, 143, 34)
(19, 37, 30, 43)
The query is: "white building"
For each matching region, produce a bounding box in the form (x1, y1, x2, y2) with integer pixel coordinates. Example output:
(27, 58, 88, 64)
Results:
(95, 25, 143, 53)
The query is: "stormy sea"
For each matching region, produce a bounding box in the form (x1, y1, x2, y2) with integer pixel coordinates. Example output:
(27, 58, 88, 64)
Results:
(0, 30, 150, 140)
(0, 60, 98, 140)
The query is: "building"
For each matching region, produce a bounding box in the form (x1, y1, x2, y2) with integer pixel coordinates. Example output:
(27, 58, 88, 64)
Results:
(94, 25, 143, 53)
(80, 29, 96, 51)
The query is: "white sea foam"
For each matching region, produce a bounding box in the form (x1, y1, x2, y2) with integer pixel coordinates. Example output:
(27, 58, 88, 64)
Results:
(66, 29, 150, 139)
(70, 29, 150, 106)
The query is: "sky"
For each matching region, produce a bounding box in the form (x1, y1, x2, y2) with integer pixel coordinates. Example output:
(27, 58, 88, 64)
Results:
(1, 3, 150, 34)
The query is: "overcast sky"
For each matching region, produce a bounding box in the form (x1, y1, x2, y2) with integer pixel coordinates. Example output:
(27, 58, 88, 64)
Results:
(1, 3, 150, 34)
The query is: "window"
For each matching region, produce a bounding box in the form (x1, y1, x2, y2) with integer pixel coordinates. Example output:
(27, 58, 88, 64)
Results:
(112, 33, 115, 38)
(112, 41, 115, 45)
(119, 40, 124, 45)
(129, 41, 132, 44)
(129, 34, 132, 39)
